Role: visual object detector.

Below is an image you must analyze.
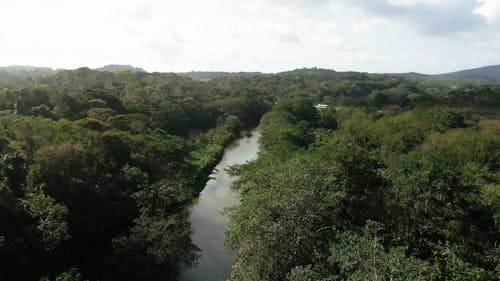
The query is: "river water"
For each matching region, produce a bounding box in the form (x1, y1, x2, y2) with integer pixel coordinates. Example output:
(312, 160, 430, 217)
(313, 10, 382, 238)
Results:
(181, 128, 261, 281)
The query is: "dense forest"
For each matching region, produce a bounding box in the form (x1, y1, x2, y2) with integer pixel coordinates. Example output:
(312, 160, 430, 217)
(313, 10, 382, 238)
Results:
(227, 99, 499, 280)
(0, 67, 498, 280)
(0, 68, 269, 281)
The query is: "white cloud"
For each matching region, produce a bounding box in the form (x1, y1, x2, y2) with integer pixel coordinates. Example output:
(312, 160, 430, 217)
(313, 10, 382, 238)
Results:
(386, 0, 457, 7)
(0, 0, 498, 73)
(475, 0, 500, 25)
(351, 18, 387, 33)
(337, 0, 486, 35)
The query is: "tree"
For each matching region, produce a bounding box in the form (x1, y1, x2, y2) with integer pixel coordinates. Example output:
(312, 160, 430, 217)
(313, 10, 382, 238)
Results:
(329, 222, 424, 281)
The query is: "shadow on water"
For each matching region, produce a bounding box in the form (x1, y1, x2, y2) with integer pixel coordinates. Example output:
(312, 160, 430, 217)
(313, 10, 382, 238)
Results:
(181, 128, 261, 281)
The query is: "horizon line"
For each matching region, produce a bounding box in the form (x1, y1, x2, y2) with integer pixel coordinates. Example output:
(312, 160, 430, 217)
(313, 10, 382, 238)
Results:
(1, 63, 500, 76)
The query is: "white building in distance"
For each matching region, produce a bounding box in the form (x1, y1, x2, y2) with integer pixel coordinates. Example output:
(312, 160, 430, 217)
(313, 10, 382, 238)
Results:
(315, 104, 328, 111)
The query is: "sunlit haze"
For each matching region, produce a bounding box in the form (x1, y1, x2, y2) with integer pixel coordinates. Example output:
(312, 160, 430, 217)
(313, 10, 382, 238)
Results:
(1, 0, 500, 73)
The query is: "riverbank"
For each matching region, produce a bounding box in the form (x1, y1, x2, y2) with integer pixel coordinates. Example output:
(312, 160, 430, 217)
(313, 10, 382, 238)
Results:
(181, 128, 261, 281)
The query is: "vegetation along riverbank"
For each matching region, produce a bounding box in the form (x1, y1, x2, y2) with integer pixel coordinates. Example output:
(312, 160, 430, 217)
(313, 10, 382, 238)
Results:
(0, 67, 498, 280)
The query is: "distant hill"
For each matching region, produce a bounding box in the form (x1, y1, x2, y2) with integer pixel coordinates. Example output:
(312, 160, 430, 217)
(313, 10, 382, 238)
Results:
(393, 65, 500, 83)
(177, 71, 263, 80)
(280, 68, 338, 75)
(95, 64, 146, 73)
(391, 72, 432, 80)
(0, 66, 57, 83)
(2, 63, 499, 84)
(443, 64, 500, 82)
(0, 65, 56, 72)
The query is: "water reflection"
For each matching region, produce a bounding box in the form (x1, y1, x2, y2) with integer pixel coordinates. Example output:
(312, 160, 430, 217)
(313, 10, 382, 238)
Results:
(181, 128, 260, 281)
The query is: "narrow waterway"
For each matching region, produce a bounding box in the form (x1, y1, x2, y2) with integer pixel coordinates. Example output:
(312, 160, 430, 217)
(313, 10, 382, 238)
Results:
(181, 128, 261, 281)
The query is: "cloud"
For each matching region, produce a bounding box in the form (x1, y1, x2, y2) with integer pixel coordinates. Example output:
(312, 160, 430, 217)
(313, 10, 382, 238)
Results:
(275, 32, 301, 43)
(338, 0, 487, 36)
(475, 0, 500, 25)
(0, 0, 499, 73)
(269, 0, 330, 8)
(268, 0, 490, 36)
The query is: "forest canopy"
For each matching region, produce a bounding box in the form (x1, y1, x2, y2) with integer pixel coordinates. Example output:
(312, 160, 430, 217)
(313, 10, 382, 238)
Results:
(227, 99, 499, 280)
(0, 67, 498, 281)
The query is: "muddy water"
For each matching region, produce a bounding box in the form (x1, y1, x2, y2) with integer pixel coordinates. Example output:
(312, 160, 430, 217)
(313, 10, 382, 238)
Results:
(181, 128, 260, 281)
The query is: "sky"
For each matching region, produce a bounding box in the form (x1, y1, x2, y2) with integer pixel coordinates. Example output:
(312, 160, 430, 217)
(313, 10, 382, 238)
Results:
(1, 0, 500, 74)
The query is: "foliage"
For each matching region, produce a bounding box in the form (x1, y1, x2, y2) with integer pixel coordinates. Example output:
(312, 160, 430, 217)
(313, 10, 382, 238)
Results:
(0, 68, 267, 280)
(0, 67, 498, 280)
(227, 101, 499, 281)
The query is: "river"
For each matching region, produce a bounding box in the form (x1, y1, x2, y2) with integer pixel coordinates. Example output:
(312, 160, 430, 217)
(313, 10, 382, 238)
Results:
(181, 128, 261, 281)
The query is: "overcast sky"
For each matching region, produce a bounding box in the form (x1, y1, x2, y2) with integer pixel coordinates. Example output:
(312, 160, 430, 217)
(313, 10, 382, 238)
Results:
(1, 0, 499, 73)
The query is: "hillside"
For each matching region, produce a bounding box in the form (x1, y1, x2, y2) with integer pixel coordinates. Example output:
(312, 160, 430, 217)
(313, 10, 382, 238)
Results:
(94, 64, 146, 73)
(177, 71, 263, 80)
(0, 66, 57, 83)
(394, 64, 500, 83)
(0, 64, 148, 83)
(443, 64, 500, 81)
(391, 72, 432, 80)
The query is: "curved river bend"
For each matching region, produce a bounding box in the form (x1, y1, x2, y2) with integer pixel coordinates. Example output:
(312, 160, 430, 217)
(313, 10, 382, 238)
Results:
(181, 128, 261, 281)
